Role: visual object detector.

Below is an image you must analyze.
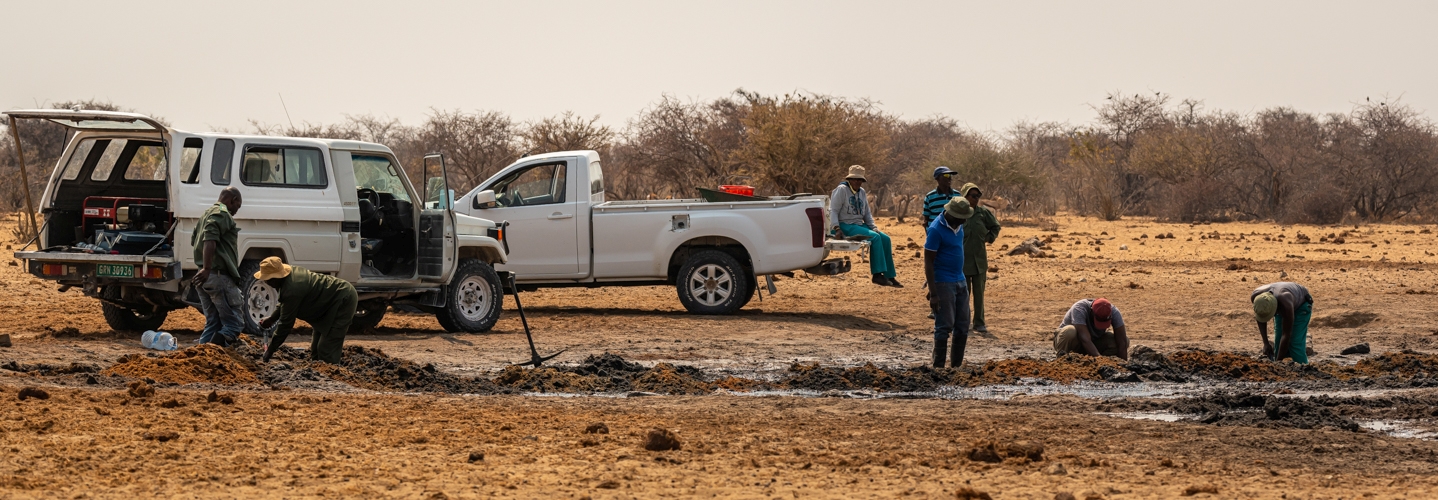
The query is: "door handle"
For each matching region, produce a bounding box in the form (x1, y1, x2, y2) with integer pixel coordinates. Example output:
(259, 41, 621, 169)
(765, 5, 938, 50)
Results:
(547, 212, 573, 220)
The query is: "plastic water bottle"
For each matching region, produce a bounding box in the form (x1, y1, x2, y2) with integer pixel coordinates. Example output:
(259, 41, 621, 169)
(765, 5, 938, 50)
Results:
(156, 332, 177, 351)
(141, 330, 177, 351)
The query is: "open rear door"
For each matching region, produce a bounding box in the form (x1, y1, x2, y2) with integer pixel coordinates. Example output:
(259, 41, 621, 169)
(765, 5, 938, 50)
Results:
(3, 109, 171, 244)
(417, 154, 456, 282)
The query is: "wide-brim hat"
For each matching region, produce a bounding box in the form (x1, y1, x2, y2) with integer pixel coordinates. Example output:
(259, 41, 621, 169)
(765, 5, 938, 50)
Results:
(254, 256, 293, 281)
(845, 165, 867, 181)
(945, 197, 975, 219)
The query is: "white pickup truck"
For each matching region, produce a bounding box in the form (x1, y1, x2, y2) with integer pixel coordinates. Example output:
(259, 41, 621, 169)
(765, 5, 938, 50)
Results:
(454, 150, 851, 315)
(6, 109, 510, 334)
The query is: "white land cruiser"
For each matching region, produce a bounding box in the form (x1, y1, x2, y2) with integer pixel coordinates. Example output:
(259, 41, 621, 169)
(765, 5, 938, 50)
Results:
(5, 109, 510, 333)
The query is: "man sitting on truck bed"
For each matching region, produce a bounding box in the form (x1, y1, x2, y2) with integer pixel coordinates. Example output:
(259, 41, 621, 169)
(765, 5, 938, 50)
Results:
(192, 187, 245, 347)
(830, 165, 901, 287)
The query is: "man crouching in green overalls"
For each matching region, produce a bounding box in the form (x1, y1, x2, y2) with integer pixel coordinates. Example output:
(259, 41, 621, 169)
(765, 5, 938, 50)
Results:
(256, 256, 359, 364)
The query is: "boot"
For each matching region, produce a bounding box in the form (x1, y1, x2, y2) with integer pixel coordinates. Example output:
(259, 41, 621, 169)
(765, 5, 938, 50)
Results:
(950, 333, 969, 368)
(932, 338, 947, 368)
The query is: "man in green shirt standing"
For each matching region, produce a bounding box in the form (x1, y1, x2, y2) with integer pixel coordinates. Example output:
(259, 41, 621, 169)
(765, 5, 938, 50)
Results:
(192, 187, 244, 347)
(960, 183, 1001, 333)
(256, 257, 359, 364)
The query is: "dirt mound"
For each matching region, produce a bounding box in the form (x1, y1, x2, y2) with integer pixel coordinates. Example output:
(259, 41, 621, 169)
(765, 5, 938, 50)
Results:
(1162, 350, 1315, 382)
(1334, 350, 1438, 379)
(101, 344, 259, 385)
(1165, 392, 1360, 432)
(315, 346, 500, 394)
(978, 354, 1125, 384)
(493, 365, 606, 393)
(631, 363, 710, 395)
(1, 360, 99, 376)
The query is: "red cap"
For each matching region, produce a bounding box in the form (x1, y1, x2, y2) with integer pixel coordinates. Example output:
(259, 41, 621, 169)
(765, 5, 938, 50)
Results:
(1091, 298, 1113, 330)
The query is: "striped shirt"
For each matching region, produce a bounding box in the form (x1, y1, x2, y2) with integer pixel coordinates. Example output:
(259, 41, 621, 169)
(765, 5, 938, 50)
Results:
(922, 188, 957, 226)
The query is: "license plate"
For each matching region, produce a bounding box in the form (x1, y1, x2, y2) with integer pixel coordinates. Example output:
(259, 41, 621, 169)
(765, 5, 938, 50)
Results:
(96, 264, 135, 278)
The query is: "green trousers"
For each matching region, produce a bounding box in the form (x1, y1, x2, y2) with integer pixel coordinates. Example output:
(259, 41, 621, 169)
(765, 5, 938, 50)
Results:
(966, 273, 986, 328)
(269, 288, 358, 364)
(1271, 301, 1312, 364)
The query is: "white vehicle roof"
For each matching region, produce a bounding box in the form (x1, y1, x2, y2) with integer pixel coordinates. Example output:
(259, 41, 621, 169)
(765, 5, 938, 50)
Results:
(3, 109, 393, 153)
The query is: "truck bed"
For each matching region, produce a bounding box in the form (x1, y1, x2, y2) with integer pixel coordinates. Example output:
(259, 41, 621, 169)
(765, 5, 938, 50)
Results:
(593, 196, 822, 214)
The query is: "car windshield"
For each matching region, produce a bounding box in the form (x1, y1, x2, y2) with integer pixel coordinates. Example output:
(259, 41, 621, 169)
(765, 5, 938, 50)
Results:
(353, 155, 410, 202)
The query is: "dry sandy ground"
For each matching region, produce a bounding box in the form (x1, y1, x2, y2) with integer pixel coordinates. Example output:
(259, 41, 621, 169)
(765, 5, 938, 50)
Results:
(5, 387, 1438, 499)
(3, 215, 1438, 498)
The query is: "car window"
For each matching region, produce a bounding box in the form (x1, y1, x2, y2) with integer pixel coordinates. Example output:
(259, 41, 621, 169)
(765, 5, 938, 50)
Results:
(589, 160, 604, 196)
(60, 139, 97, 181)
(122, 144, 168, 181)
(353, 154, 411, 202)
(90, 139, 128, 181)
(241, 146, 328, 188)
(178, 138, 204, 184)
(491, 163, 566, 207)
(210, 139, 234, 185)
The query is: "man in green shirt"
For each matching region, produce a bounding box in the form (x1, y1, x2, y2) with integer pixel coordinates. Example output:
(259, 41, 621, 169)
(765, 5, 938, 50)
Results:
(256, 257, 359, 364)
(192, 187, 244, 347)
(960, 183, 1001, 333)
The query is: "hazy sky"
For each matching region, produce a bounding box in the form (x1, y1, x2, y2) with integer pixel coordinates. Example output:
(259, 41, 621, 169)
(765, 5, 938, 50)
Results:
(3, 1, 1435, 133)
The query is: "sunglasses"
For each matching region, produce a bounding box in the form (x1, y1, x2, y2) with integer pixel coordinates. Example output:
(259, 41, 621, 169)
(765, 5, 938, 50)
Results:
(938, 173, 955, 178)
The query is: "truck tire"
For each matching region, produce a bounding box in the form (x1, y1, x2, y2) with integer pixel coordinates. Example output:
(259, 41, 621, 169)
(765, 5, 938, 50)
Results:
(676, 250, 750, 315)
(349, 299, 387, 333)
(435, 259, 502, 333)
(101, 286, 168, 332)
(239, 259, 278, 335)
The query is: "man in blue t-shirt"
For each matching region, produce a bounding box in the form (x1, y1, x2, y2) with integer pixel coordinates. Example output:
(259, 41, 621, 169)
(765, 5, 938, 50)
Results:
(924, 197, 974, 368)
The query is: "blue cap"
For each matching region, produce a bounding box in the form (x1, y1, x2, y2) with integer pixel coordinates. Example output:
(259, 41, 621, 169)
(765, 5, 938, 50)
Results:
(933, 166, 956, 179)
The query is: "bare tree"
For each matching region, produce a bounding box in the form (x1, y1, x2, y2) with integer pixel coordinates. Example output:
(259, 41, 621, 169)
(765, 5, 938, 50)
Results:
(736, 91, 890, 196)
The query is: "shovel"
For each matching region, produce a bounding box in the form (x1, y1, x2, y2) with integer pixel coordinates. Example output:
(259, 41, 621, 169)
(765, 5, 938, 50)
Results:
(506, 273, 564, 367)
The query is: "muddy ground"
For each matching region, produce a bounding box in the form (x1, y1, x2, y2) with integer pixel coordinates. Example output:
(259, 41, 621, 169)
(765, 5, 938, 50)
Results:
(4, 215, 1438, 498)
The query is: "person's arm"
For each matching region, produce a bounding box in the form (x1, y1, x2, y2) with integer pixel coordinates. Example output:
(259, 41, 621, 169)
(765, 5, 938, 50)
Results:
(192, 240, 217, 285)
(1257, 320, 1273, 360)
(862, 190, 876, 230)
(985, 210, 1001, 244)
(829, 186, 845, 236)
(1113, 325, 1130, 360)
(1074, 324, 1102, 356)
(924, 249, 938, 305)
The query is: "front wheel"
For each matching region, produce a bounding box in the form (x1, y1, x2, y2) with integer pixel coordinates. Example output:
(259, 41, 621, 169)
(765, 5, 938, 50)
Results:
(435, 259, 502, 333)
(100, 286, 168, 332)
(675, 249, 750, 315)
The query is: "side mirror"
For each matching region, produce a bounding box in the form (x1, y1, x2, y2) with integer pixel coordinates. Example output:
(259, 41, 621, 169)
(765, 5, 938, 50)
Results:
(473, 189, 498, 209)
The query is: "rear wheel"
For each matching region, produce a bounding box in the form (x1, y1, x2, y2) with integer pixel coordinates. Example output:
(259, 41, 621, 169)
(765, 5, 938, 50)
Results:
(675, 250, 749, 315)
(239, 259, 278, 335)
(435, 259, 502, 333)
(100, 286, 168, 332)
(349, 299, 388, 333)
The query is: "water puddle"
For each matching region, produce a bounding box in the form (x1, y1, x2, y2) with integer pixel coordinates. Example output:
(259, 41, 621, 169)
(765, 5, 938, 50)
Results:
(1359, 420, 1438, 440)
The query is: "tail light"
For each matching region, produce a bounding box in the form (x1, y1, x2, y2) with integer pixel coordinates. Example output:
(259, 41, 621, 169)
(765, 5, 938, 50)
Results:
(42, 264, 69, 276)
(142, 266, 164, 279)
(805, 207, 823, 248)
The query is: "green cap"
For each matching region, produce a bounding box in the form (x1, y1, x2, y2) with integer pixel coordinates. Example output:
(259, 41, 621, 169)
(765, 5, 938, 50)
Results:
(1253, 292, 1278, 322)
(945, 197, 975, 219)
(960, 183, 981, 198)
